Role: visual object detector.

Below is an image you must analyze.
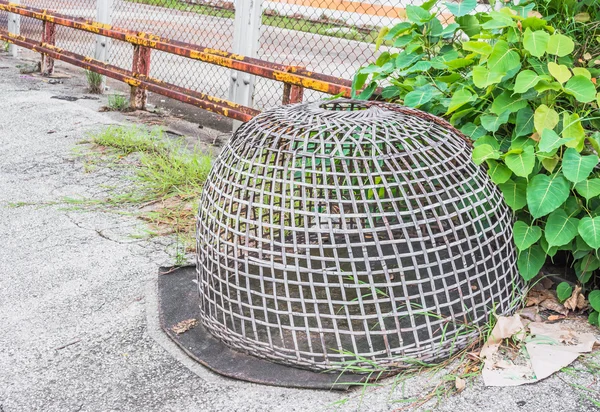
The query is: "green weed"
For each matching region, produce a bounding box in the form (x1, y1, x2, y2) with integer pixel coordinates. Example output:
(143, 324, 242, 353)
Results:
(107, 94, 129, 111)
(87, 125, 212, 260)
(85, 70, 104, 94)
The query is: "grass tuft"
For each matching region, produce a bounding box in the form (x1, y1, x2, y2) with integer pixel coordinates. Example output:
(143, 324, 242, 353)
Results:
(107, 94, 130, 111)
(92, 125, 167, 156)
(88, 125, 213, 256)
(85, 70, 104, 94)
(90, 125, 212, 201)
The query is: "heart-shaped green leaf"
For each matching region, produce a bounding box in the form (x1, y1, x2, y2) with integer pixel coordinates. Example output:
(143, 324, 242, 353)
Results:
(490, 91, 528, 115)
(578, 216, 600, 249)
(445, 0, 477, 17)
(517, 245, 546, 281)
(384, 22, 412, 40)
(545, 209, 579, 247)
(406, 5, 433, 25)
(546, 33, 575, 57)
(589, 311, 599, 327)
(513, 221, 542, 250)
(534, 104, 559, 134)
(456, 15, 481, 38)
(472, 66, 504, 88)
(562, 148, 599, 183)
(562, 113, 586, 150)
(547, 62, 572, 84)
(481, 12, 517, 29)
(527, 174, 570, 218)
(572, 67, 592, 79)
(556, 282, 573, 302)
(487, 160, 512, 184)
(481, 111, 510, 133)
(461, 123, 487, 140)
(404, 89, 434, 107)
(534, 81, 562, 93)
(564, 76, 597, 103)
(574, 179, 600, 200)
(472, 144, 500, 165)
(499, 179, 528, 210)
(505, 146, 535, 177)
(514, 70, 542, 93)
(396, 52, 425, 69)
(542, 156, 560, 173)
(463, 41, 493, 55)
(488, 40, 521, 74)
(446, 89, 475, 115)
(538, 129, 572, 153)
(515, 107, 535, 137)
(589, 290, 600, 312)
(523, 28, 549, 57)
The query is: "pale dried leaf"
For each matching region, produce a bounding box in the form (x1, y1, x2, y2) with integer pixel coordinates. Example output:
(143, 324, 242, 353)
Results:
(540, 297, 568, 315)
(576, 294, 587, 310)
(563, 285, 580, 311)
(526, 289, 555, 307)
(520, 306, 543, 322)
(171, 318, 198, 335)
(455, 377, 466, 392)
(481, 315, 525, 359)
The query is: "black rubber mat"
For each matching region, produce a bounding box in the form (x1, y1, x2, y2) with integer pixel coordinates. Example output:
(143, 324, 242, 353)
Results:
(157, 265, 367, 390)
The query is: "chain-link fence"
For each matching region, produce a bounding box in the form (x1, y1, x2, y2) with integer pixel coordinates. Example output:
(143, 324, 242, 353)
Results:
(0, 1, 488, 111)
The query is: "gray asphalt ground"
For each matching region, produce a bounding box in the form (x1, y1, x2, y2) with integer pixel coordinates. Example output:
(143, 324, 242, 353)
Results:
(1, 52, 600, 412)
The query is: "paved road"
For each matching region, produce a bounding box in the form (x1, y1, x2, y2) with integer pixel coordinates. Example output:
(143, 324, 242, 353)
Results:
(1, 53, 600, 412)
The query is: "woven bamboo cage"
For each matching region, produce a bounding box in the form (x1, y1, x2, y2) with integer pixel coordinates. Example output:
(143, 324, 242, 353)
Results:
(196, 99, 523, 372)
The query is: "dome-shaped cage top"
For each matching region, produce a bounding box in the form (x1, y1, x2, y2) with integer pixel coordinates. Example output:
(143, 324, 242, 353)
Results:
(196, 99, 522, 372)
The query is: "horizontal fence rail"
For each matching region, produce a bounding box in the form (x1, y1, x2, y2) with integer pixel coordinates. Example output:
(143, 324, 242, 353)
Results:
(0, 0, 356, 122)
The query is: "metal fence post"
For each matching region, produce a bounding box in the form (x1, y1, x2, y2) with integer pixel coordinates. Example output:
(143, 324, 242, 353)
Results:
(282, 66, 305, 105)
(95, 0, 113, 91)
(95, 0, 113, 62)
(41, 21, 56, 75)
(7, 0, 20, 57)
(130, 45, 151, 110)
(229, 0, 262, 130)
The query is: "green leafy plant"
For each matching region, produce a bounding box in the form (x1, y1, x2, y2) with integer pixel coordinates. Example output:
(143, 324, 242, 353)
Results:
(354, 0, 600, 323)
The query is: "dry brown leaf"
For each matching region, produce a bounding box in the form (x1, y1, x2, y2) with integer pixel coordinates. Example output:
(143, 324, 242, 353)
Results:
(576, 294, 587, 310)
(563, 285, 580, 311)
(455, 377, 466, 392)
(526, 289, 555, 307)
(519, 306, 543, 322)
(540, 298, 568, 315)
(547, 315, 565, 321)
(171, 318, 198, 334)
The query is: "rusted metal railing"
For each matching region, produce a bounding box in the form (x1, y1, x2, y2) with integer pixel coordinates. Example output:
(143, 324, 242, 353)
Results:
(0, 1, 354, 122)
